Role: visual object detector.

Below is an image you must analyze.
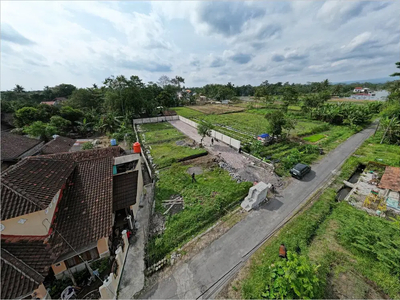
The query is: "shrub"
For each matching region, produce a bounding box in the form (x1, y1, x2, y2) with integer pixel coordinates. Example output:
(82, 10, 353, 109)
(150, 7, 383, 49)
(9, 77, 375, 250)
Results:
(82, 142, 94, 150)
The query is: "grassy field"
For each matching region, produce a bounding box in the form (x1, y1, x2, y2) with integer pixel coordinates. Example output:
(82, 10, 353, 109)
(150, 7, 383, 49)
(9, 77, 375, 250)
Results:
(139, 122, 207, 168)
(189, 104, 245, 114)
(230, 131, 400, 299)
(146, 159, 252, 266)
(171, 105, 358, 175)
(303, 133, 325, 142)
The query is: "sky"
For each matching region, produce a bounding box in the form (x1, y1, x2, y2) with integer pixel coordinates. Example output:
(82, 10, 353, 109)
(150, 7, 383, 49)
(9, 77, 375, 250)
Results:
(1, 1, 399, 90)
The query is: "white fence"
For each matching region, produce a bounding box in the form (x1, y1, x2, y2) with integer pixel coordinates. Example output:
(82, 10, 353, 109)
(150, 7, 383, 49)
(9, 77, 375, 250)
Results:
(133, 115, 179, 124)
(99, 230, 129, 300)
(178, 117, 241, 150)
(133, 115, 241, 150)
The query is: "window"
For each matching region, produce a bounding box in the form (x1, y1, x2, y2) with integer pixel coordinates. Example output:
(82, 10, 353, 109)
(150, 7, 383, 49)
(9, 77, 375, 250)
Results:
(64, 248, 100, 268)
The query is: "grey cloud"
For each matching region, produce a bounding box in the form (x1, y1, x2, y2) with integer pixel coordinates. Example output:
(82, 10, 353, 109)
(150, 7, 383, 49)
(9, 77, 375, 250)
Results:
(198, 2, 265, 37)
(1, 23, 35, 45)
(251, 42, 266, 50)
(190, 59, 200, 67)
(257, 24, 282, 40)
(23, 59, 49, 67)
(210, 58, 225, 68)
(229, 53, 252, 64)
(118, 59, 172, 72)
(272, 54, 285, 62)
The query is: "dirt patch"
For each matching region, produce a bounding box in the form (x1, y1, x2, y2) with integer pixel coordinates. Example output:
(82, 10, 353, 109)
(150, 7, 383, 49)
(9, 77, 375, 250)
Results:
(149, 213, 165, 237)
(187, 166, 203, 175)
(175, 140, 186, 146)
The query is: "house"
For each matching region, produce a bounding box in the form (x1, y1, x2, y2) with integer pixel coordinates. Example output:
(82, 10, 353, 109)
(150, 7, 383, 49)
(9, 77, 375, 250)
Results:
(0, 147, 145, 299)
(40, 136, 76, 155)
(40, 97, 68, 106)
(353, 87, 363, 93)
(378, 166, 400, 210)
(1, 132, 44, 171)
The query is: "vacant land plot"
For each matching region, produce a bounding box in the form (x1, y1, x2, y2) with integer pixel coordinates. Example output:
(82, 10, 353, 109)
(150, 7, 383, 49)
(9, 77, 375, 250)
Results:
(139, 122, 207, 168)
(147, 158, 252, 266)
(190, 104, 245, 114)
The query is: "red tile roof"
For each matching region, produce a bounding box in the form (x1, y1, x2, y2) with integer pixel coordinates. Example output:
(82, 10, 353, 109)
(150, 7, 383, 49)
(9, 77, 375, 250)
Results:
(113, 171, 138, 211)
(1, 157, 76, 220)
(41, 136, 76, 155)
(379, 166, 400, 192)
(40, 101, 56, 106)
(0, 147, 123, 297)
(1, 132, 42, 160)
(1, 248, 42, 299)
(52, 156, 115, 250)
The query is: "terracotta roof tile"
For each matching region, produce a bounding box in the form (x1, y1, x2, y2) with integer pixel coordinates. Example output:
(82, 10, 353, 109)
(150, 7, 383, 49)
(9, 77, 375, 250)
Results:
(379, 166, 400, 192)
(1, 157, 76, 220)
(113, 171, 138, 211)
(1, 132, 42, 160)
(53, 156, 115, 250)
(41, 136, 76, 155)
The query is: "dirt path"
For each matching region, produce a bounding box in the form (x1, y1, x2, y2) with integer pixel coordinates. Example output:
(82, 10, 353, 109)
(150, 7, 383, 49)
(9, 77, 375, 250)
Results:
(169, 120, 283, 189)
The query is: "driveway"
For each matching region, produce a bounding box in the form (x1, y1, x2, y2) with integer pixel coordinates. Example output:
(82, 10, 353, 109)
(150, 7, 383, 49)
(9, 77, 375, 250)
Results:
(142, 121, 376, 299)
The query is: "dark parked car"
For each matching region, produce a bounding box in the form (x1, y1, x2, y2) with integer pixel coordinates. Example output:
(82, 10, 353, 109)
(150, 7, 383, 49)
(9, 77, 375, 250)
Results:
(290, 163, 311, 179)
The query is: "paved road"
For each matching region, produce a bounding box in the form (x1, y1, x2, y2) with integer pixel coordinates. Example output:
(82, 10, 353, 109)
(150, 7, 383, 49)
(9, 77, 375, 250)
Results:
(142, 122, 376, 299)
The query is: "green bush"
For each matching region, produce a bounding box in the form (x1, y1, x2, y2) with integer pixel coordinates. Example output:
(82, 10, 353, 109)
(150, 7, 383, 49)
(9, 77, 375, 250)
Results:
(49, 278, 73, 299)
(82, 142, 94, 150)
(90, 257, 110, 274)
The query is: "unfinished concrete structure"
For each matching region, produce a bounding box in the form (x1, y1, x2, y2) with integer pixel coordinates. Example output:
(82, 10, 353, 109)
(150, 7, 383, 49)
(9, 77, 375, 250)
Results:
(241, 182, 271, 211)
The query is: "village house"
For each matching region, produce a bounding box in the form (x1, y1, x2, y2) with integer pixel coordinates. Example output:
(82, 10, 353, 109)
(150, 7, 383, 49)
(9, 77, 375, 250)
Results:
(40, 97, 68, 106)
(1, 147, 144, 299)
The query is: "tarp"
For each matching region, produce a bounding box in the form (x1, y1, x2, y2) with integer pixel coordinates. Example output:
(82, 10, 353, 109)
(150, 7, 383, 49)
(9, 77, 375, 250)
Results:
(258, 133, 270, 138)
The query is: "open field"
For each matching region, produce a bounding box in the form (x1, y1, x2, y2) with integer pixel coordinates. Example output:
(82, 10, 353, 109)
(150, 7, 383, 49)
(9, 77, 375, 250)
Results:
(225, 131, 400, 300)
(147, 158, 252, 266)
(190, 104, 245, 114)
(171, 105, 358, 175)
(139, 122, 207, 168)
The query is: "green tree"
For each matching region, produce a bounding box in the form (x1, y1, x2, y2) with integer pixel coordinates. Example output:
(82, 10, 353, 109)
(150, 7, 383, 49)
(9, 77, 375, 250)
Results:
(53, 84, 77, 98)
(49, 116, 71, 135)
(265, 110, 288, 138)
(197, 121, 214, 145)
(42, 86, 54, 100)
(36, 104, 60, 123)
(68, 88, 104, 110)
(390, 61, 400, 77)
(262, 252, 320, 299)
(14, 107, 39, 127)
(82, 142, 94, 150)
(23, 121, 57, 142)
(13, 84, 25, 93)
(282, 86, 299, 111)
(60, 106, 84, 124)
(75, 118, 92, 137)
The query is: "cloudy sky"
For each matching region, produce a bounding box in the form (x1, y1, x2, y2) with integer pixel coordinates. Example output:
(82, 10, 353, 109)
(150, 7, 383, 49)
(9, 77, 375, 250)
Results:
(1, 1, 399, 90)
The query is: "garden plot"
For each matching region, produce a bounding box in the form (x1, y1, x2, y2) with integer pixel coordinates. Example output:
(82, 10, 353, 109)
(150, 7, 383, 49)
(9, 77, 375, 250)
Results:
(138, 122, 207, 168)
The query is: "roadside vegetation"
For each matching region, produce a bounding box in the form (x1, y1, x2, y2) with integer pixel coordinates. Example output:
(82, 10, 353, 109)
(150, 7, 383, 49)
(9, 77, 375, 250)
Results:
(227, 64, 400, 299)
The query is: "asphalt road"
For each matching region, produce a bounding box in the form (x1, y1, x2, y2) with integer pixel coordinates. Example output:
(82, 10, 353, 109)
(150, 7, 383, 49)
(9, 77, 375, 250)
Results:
(141, 122, 376, 300)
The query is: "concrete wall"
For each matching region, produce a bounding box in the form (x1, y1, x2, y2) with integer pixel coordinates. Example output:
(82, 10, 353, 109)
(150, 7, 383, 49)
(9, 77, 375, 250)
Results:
(179, 116, 241, 150)
(133, 115, 179, 124)
(32, 283, 50, 300)
(99, 230, 129, 300)
(1, 190, 61, 236)
(97, 237, 110, 258)
(51, 261, 67, 276)
(132, 114, 241, 150)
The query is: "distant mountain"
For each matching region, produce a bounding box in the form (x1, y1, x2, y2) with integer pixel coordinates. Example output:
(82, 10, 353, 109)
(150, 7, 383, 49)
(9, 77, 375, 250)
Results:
(333, 77, 397, 84)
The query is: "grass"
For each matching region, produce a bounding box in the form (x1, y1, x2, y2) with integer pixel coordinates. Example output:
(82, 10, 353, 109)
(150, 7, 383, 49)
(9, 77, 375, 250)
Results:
(140, 122, 207, 168)
(303, 133, 325, 142)
(172, 106, 205, 118)
(147, 163, 252, 266)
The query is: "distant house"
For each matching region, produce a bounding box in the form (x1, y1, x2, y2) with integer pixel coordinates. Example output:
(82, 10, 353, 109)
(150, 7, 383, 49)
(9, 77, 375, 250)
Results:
(353, 87, 364, 93)
(0, 147, 145, 299)
(40, 97, 68, 106)
(40, 136, 76, 155)
(1, 132, 44, 171)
